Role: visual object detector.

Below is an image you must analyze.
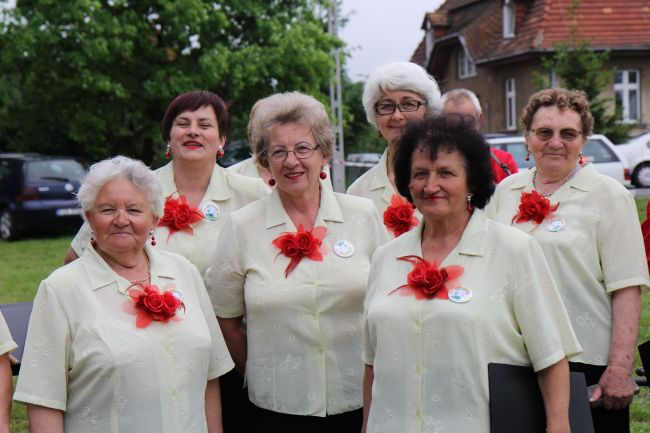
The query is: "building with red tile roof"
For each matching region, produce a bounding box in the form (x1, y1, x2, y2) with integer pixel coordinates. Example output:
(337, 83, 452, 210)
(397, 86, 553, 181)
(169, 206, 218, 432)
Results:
(411, 0, 650, 134)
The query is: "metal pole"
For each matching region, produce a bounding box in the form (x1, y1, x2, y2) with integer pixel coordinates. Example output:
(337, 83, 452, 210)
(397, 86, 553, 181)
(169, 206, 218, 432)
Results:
(328, 1, 346, 192)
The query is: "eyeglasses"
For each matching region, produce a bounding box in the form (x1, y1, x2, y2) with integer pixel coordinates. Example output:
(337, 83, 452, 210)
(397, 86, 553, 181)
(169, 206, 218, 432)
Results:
(267, 142, 320, 162)
(375, 100, 427, 115)
(531, 127, 582, 142)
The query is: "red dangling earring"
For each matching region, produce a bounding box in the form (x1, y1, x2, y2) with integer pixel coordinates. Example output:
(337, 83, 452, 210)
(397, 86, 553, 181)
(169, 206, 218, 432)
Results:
(165, 145, 171, 159)
(525, 152, 530, 162)
(466, 195, 473, 212)
(578, 153, 584, 164)
(268, 178, 276, 187)
(150, 230, 156, 246)
(217, 145, 225, 158)
(319, 170, 327, 180)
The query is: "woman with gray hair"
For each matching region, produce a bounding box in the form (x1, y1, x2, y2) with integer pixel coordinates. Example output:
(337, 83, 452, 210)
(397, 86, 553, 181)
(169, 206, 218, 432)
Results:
(347, 61, 441, 238)
(205, 91, 388, 433)
(15, 156, 234, 433)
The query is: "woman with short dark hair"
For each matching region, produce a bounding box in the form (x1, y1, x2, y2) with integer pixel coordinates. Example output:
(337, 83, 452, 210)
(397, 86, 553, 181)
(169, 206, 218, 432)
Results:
(362, 115, 581, 433)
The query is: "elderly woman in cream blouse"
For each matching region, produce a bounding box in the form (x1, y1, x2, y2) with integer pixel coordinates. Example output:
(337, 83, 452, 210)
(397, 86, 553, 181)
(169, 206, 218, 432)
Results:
(362, 116, 581, 433)
(206, 91, 388, 433)
(15, 156, 234, 433)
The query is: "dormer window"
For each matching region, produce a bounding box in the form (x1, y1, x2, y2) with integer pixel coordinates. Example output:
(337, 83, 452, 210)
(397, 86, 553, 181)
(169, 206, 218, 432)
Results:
(503, 0, 515, 38)
(458, 49, 476, 79)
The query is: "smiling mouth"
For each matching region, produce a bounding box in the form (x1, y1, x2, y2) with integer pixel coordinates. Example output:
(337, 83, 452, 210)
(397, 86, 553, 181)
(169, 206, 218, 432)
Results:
(183, 141, 203, 148)
(284, 171, 304, 180)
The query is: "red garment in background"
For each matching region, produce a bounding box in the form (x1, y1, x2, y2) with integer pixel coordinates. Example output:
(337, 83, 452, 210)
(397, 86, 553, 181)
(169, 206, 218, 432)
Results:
(641, 200, 650, 270)
(490, 148, 518, 183)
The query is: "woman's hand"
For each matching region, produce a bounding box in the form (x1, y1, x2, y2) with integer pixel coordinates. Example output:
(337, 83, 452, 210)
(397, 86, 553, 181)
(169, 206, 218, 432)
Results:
(588, 364, 636, 410)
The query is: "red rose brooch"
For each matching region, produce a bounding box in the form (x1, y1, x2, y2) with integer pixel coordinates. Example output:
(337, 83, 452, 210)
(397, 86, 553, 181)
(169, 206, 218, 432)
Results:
(158, 195, 204, 238)
(126, 284, 185, 328)
(389, 255, 464, 300)
(511, 190, 559, 225)
(272, 224, 328, 277)
(383, 195, 419, 237)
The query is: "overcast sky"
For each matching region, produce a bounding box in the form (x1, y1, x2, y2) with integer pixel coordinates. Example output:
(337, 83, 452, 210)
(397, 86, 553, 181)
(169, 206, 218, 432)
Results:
(340, 0, 445, 81)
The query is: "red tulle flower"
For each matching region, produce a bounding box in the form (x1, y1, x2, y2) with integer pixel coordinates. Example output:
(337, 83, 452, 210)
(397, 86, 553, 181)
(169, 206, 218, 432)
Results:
(511, 190, 559, 225)
(272, 224, 328, 277)
(389, 255, 464, 300)
(383, 194, 419, 237)
(157, 195, 204, 238)
(126, 284, 185, 328)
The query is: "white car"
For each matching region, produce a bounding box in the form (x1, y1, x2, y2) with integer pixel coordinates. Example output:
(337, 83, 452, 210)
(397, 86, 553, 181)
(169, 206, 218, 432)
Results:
(487, 134, 632, 187)
(615, 131, 650, 187)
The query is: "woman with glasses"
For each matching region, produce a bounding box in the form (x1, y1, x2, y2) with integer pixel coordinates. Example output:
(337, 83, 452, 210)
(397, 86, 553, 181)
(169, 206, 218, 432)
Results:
(486, 88, 649, 433)
(205, 91, 388, 433)
(347, 62, 441, 238)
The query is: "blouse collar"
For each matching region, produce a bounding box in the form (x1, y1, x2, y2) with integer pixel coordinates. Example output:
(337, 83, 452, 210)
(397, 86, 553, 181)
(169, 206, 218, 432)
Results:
(265, 184, 344, 230)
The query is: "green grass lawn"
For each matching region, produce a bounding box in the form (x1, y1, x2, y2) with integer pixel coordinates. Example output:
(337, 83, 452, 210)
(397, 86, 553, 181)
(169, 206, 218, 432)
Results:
(1, 199, 649, 432)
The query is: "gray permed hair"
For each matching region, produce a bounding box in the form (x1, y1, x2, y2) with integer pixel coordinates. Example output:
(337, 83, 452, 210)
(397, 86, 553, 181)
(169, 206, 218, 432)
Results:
(77, 156, 163, 218)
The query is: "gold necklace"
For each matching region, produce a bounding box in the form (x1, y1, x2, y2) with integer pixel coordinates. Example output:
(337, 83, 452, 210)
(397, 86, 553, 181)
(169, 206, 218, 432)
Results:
(533, 164, 580, 198)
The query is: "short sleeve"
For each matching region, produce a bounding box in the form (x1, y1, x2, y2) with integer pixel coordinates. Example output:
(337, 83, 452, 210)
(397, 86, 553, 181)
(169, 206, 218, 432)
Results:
(14, 281, 70, 410)
(599, 192, 650, 292)
(187, 265, 234, 380)
(204, 215, 246, 318)
(70, 222, 92, 257)
(362, 255, 382, 366)
(0, 312, 17, 356)
(511, 237, 582, 371)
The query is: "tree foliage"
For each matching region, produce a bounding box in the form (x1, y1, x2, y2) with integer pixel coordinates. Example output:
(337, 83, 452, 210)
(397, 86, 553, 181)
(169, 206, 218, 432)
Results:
(531, 0, 632, 143)
(0, 0, 340, 163)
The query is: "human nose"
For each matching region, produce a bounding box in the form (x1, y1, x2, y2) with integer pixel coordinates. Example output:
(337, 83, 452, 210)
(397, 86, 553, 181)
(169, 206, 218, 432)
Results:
(187, 123, 199, 137)
(113, 209, 129, 225)
(390, 108, 406, 120)
(283, 149, 300, 165)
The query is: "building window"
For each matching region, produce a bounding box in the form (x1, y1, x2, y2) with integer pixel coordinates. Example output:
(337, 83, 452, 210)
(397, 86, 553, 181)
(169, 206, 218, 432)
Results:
(614, 69, 640, 122)
(425, 21, 434, 65)
(505, 78, 516, 130)
(458, 49, 476, 79)
(503, 0, 515, 38)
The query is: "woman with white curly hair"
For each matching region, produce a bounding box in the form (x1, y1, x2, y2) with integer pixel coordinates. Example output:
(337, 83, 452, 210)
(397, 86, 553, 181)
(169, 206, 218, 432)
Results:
(15, 156, 234, 433)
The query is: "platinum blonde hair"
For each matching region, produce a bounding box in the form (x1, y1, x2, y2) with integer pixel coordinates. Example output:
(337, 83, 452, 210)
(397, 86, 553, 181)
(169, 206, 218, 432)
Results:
(441, 88, 482, 115)
(362, 61, 442, 129)
(252, 91, 334, 169)
(77, 156, 163, 218)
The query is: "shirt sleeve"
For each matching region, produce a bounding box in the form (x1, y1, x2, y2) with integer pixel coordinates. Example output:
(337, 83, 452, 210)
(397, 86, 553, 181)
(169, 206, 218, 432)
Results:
(0, 312, 17, 357)
(14, 281, 70, 411)
(599, 192, 650, 292)
(188, 265, 234, 380)
(204, 215, 247, 318)
(70, 221, 92, 257)
(362, 254, 382, 366)
(511, 236, 582, 371)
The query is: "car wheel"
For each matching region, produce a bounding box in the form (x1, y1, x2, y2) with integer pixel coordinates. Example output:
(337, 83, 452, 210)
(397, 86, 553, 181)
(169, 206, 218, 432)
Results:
(633, 163, 650, 188)
(0, 210, 19, 241)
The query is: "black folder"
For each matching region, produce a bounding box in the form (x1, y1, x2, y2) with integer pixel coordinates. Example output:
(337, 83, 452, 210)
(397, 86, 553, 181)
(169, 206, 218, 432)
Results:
(488, 363, 594, 433)
(0, 302, 33, 375)
(640, 340, 650, 387)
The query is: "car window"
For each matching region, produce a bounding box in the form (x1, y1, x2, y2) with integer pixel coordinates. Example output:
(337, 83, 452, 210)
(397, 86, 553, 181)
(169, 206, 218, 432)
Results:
(25, 159, 86, 182)
(502, 141, 533, 169)
(583, 139, 618, 163)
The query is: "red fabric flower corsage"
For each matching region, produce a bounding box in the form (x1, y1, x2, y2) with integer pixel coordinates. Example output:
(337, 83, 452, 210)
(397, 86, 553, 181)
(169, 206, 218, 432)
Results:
(511, 190, 559, 225)
(126, 284, 185, 328)
(389, 255, 464, 300)
(158, 195, 204, 238)
(272, 224, 328, 277)
(383, 194, 419, 237)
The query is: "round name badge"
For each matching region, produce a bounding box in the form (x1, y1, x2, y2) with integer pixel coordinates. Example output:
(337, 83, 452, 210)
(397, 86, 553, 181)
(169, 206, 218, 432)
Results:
(448, 287, 473, 303)
(201, 202, 221, 221)
(333, 239, 355, 258)
(546, 217, 566, 232)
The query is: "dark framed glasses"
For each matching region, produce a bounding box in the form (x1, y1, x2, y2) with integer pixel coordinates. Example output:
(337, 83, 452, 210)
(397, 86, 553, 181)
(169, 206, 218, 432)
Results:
(531, 127, 582, 142)
(375, 100, 427, 115)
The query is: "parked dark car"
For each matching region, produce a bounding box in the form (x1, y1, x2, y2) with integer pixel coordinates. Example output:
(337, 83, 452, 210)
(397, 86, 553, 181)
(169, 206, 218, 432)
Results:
(0, 153, 87, 241)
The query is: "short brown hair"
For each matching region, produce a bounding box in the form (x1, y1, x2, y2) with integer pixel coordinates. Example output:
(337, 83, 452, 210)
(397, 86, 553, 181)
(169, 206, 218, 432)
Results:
(520, 88, 594, 136)
(161, 91, 230, 143)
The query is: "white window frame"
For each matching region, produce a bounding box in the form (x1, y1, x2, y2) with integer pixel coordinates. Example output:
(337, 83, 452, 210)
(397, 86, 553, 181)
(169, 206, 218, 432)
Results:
(502, 0, 515, 38)
(614, 69, 640, 123)
(458, 49, 476, 79)
(505, 78, 516, 131)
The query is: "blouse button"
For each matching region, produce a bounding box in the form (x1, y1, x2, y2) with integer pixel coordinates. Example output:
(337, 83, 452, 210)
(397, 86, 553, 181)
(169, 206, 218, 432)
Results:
(319, 347, 325, 354)
(415, 365, 421, 374)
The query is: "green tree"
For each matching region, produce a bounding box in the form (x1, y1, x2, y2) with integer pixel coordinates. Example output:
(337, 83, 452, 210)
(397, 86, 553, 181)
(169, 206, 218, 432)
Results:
(341, 78, 384, 155)
(531, 0, 631, 143)
(0, 0, 339, 163)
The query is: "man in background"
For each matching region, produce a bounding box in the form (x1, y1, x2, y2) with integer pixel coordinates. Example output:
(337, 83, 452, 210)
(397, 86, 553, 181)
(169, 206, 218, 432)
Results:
(442, 88, 518, 183)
